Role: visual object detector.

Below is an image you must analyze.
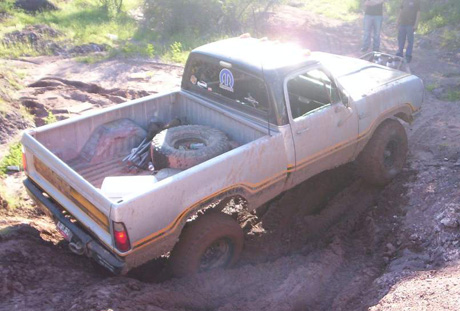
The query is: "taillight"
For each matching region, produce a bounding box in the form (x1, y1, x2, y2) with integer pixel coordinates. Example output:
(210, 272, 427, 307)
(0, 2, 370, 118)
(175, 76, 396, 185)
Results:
(22, 148, 27, 172)
(113, 222, 131, 252)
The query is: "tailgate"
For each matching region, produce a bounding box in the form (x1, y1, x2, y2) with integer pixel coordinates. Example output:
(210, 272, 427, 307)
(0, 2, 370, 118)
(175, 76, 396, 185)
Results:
(22, 131, 114, 249)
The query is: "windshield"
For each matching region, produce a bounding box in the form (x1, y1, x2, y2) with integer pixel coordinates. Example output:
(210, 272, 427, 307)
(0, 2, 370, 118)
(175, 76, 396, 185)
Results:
(183, 56, 270, 117)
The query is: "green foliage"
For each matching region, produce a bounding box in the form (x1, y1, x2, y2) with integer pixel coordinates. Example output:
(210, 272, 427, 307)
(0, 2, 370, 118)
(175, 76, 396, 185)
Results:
(109, 41, 156, 58)
(425, 83, 438, 92)
(75, 53, 110, 63)
(443, 89, 460, 102)
(0, 42, 41, 58)
(417, 0, 460, 34)
(163, 41, 188, 64)
(0, 142, 22, 175)
(0, 0, 141, 57)
(0, 182, 20, 209)
(44, 110, 57, 124)
(440, 29, 460, 49)
(98, 0, 124, 17)
(143, 0, 280, 39)
(289, 0, 361, 21)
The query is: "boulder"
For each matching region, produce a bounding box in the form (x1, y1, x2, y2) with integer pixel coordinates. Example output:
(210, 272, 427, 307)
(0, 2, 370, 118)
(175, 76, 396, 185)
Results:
(14, 0, 58, 12)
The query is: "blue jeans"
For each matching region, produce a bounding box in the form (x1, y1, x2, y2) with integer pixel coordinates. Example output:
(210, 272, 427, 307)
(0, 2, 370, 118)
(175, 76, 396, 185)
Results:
(397, 25, 415, 57)
(362, 15, 383, 51)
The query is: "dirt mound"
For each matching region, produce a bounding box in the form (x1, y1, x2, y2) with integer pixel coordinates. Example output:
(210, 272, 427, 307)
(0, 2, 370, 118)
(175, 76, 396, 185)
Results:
(20, 77, 153, 126)
(14, 0, 58, 12)
(0, 62, 34, 145)
(2, 24, 64, 56)
(2, 25, 108, 57)
(0, 109, 31, 144)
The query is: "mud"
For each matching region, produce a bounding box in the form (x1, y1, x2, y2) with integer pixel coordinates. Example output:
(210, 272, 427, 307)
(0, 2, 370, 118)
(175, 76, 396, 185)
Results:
(1, 4, 460, 311)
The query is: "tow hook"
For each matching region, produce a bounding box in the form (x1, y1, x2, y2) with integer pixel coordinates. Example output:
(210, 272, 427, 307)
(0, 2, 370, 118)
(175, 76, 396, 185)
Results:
(69, 241, 85, 255)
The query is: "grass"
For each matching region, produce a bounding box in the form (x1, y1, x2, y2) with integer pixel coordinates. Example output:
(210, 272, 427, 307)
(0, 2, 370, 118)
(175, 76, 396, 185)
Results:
(443, 89, 460, 102)
(440, 29, 460, 49)
(0, 181, 20, 209)
(425, 84, 438, 92)
(0, 0, 143, 57)
(417, 0, 460, 35)
(44, 110, 57, 124)
(0, 142, 23, 175)
(162, 41, 189, 64)
(0, 0, 199, 63)
(75, 53, 110, 64)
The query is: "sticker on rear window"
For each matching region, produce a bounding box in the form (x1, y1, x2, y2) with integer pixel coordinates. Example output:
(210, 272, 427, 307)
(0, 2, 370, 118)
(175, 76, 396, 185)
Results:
(197, 81, 207, 89)
(219, 68, 234, 92)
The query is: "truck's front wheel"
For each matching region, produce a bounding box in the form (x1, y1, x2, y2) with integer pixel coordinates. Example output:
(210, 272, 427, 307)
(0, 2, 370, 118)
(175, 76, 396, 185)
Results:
(170, 212, 244, 277)
(357, 119, 408, 185)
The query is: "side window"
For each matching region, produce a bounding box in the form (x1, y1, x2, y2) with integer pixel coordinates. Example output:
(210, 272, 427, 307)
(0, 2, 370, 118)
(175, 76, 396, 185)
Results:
(287, 68, 340, 119)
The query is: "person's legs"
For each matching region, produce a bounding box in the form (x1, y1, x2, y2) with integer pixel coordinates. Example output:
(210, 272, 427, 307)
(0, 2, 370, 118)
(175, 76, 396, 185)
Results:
(362, 15, 372, 52)
(405, 25, 415, 62)
(372, 15, 383, 51)
(396, 26, 406, 57)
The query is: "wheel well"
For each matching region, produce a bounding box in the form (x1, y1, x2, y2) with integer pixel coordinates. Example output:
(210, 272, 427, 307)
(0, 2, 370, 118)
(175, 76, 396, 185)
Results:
(184, 195, 249, 223)
(394, 112, 412, 124)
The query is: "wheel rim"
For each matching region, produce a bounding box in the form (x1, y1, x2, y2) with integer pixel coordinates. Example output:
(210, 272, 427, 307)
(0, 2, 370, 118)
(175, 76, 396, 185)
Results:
(383, 139, 398, 168)
(173, 137, 207, 150)
(199, 238, 233, 271)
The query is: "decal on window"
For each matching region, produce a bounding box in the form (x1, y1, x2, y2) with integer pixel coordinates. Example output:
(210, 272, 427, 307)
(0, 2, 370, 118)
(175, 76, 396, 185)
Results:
(197, 81, 208, 89)
(190, 74, 197, 85)
(219, 68, 234, 92)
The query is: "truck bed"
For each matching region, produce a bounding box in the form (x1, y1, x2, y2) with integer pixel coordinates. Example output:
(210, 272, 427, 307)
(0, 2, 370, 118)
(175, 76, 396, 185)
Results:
(32, 91, 269, 190)
(68, 155, 148, 188)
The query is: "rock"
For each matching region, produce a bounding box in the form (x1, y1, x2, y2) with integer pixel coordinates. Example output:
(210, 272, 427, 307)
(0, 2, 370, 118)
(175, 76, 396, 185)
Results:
(68, 43, 108, 55)
(385, 243, 397, 256)
(2, 24, 65, 55)
(440, 217, 458, 228)
(14, 0, 58, 12)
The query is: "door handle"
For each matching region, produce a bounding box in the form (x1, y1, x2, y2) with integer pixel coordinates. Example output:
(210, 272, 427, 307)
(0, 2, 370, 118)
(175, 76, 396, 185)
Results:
(296, 127, 309, 135)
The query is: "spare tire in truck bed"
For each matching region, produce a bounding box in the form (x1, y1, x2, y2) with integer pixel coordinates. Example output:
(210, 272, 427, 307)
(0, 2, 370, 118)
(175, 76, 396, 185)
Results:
(151, 125, 230, 170)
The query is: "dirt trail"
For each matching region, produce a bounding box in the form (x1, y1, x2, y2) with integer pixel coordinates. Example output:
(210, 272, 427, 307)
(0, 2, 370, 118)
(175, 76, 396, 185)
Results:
(2, 4, 460, 311)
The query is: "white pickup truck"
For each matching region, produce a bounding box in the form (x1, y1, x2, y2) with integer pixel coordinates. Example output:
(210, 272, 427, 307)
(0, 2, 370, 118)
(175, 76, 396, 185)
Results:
(22, 37, 424, 277)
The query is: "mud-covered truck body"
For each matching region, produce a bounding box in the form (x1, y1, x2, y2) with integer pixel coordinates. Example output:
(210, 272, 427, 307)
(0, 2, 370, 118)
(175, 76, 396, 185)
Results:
(22, 37, 424, 276)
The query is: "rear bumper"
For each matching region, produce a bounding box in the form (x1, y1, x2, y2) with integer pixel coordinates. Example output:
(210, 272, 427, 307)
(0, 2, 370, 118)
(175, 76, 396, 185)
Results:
(24, 178, 125, 275)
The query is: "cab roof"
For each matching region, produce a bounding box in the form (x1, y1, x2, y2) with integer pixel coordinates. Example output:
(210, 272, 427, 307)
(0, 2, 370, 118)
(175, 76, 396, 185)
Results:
(190, 36, 319, 75)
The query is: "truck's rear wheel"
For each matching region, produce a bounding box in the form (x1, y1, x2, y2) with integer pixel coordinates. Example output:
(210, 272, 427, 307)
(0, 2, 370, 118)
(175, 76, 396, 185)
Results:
(357, 119, 408, 185)
(170, 212, 244, 277)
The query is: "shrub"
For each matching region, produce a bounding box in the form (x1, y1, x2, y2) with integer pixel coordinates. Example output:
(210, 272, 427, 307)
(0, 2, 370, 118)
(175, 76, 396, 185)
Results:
(143, 0, 280, 39)
(98, 0, 124, 16)
(0, 142, 22, 175)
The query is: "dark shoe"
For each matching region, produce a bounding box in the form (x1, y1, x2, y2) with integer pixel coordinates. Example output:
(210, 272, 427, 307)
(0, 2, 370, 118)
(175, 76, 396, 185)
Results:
(405, 55, 412, 63)
(396, 52, 403, 57)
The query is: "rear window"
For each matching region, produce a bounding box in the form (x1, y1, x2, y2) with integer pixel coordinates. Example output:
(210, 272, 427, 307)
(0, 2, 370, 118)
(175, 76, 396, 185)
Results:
(183, 56, 270, 116)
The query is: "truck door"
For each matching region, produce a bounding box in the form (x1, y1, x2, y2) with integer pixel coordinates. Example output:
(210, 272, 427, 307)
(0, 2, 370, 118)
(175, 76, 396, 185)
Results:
(284, 66, 359, 187)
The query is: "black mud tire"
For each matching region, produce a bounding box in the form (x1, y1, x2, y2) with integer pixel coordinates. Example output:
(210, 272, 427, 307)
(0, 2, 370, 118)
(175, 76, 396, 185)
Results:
(357, 119, 408, 186)
(151, 125, 230, 170)
(169, 212, 244, 278)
